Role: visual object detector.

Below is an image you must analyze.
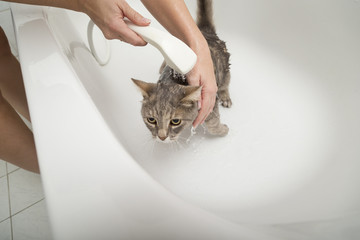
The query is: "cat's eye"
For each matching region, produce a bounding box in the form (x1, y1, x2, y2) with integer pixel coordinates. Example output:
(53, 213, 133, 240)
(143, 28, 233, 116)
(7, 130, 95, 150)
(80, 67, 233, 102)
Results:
(147, 117, 157, 124)
(170, 119, 181, 126)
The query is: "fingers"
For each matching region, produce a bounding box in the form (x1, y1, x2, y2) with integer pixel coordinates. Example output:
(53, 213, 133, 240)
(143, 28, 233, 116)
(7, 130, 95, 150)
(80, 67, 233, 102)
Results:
(193, 92, 216, 128)
(102, 20, 147, 46)
(186, 62, 217, 129)
(190, 74, 217, 128)
(122, 1, 151, 26)
(117, 1, 150, 46)
(91, 0, 151, 46)
(109, 20, 148, 46)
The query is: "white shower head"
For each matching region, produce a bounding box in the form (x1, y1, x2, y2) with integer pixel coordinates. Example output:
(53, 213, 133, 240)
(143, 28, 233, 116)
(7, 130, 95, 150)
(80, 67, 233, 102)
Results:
(126, 20, 197, 75)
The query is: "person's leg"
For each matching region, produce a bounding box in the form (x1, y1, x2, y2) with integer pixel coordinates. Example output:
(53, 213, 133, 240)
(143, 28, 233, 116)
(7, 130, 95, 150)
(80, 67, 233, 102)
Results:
(0, 27, 30, 120)
(0, 26, 39, 173)
(0, 91, 39, 173)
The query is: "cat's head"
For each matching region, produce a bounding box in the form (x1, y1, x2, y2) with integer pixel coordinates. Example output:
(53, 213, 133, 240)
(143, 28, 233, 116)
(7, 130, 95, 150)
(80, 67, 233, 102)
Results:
(132, 78, 201, 143)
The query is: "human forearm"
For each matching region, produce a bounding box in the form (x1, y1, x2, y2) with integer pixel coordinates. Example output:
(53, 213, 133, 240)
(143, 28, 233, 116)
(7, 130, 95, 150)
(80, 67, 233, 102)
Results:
(5, 0, 150, 45)
(140, 0, 206, 51)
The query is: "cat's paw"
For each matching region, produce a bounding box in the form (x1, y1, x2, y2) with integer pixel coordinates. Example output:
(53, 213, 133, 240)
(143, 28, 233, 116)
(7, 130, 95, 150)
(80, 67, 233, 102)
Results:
(218, 124, 229, 136)
(221, 98, 232, 108)
(218, 90, 232, 108)
(207, 124, 229, 137)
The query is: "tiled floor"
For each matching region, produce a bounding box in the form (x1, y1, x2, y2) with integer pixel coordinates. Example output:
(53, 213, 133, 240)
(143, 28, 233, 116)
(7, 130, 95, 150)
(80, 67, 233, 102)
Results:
(1, 2, 53, 239)
(0, 163, 52, 240)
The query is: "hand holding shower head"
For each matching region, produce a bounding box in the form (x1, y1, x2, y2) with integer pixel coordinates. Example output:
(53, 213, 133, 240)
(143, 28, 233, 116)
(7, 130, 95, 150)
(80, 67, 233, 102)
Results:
(88, 20, 197, 74)
(125, 20, 197, 74)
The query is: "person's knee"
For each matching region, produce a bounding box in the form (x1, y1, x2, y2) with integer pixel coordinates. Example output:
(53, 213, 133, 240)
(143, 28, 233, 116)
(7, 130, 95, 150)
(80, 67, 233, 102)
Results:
(0, 27, 12, 58)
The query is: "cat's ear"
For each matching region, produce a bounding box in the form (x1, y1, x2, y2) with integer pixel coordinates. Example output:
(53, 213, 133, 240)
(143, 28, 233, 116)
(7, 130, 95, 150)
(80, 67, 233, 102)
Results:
(131, 78, 156, 98)
(180, 86, 202, 107)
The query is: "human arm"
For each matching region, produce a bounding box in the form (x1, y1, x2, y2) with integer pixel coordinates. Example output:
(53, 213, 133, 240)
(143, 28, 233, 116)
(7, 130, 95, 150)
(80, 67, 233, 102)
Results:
(4, 0, 151, 46)
(141, 0, 218, 128)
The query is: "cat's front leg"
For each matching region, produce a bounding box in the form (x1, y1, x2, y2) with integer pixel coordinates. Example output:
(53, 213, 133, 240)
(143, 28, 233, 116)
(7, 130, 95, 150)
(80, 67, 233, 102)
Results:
(218, 88, 232, 108)
(217, 72, 232, 108)
(204, 105, 229, 136)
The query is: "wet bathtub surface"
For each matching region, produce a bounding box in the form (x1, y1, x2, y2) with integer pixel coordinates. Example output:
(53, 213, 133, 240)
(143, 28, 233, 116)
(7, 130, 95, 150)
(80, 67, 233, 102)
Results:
(12, 1, 360, 239)
(41, 0, 360, 224)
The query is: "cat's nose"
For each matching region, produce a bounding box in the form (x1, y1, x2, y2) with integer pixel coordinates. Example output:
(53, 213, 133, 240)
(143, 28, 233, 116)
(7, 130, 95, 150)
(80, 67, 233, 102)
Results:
(158, 129, 167, 141)
(158, 135, 167, 141)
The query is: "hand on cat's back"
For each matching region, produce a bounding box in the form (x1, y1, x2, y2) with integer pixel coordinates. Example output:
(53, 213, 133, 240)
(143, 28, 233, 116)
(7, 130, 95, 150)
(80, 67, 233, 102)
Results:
(187, 45, 218, 129)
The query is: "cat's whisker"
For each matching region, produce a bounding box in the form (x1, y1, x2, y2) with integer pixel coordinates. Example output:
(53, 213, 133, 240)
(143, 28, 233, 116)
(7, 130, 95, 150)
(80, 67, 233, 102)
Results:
(170, 141, 177, 152)
(136, 132, 157, 156)
(177, 136, 191, 144)
(139, 134, 156, 150)
(171, 142, 178, 151)
(150, 138, 158, 157)
(140, 135, 153, 145)
(174, 140, 185, 150)
(171, 141, 179, 151)
(177, 136, 189, 141)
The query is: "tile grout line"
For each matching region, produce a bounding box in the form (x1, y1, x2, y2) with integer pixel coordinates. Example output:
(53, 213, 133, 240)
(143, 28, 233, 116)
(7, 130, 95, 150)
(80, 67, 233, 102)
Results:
(11, 197, 46, 217)
(6, 165, 46, 217)
(7, 166, 20, 175)
(0, 174, 6, 180)
(0, 216, 10, 225)
(5, 164, 14, 240)
(1, 161, 7, 179)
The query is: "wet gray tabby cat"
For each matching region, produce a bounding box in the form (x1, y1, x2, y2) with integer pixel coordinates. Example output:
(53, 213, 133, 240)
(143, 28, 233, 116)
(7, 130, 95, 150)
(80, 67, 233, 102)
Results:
(132, 0, 231, 142)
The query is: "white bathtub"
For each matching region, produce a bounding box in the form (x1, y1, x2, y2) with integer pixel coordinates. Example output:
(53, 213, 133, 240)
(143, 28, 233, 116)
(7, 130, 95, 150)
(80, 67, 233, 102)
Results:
(11, 1, 360, 239)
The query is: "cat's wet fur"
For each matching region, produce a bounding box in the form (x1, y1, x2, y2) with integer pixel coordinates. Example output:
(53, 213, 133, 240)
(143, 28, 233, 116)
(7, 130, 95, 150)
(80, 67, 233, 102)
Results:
(132, 0, 231, 142)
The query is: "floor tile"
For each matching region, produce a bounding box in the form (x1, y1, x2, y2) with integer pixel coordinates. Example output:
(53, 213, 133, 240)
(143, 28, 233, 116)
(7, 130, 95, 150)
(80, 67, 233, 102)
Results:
(12, 200, 52, 240)
(8, 169, 44, 215)
(0, 176, 10, 222)
(0, 218, 12, 240)
(0, 160, 6, 178)
(6, 162, 20, 174)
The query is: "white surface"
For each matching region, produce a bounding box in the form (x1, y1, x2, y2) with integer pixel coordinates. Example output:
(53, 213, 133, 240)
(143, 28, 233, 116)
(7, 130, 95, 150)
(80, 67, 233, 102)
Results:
(0, 1, 10, 12)
(10, 0, 360, 239)
(0, 8, 18, 57)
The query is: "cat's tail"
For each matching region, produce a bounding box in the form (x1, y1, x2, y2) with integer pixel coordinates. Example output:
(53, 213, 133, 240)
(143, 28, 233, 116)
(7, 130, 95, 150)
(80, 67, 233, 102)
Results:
(197, 0, 215, 32)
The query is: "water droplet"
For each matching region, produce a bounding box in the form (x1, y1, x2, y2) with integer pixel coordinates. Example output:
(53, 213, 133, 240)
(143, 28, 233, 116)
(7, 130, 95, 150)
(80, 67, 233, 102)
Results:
(191, 126, 197, 135)
(201, 124, 207, 134)
(186, 126, 197, 143)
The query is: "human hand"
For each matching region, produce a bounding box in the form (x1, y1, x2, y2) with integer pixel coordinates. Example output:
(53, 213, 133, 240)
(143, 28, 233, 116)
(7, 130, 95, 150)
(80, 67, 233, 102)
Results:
(186, 42, 218, 129)
(78, 0, 151, 46)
